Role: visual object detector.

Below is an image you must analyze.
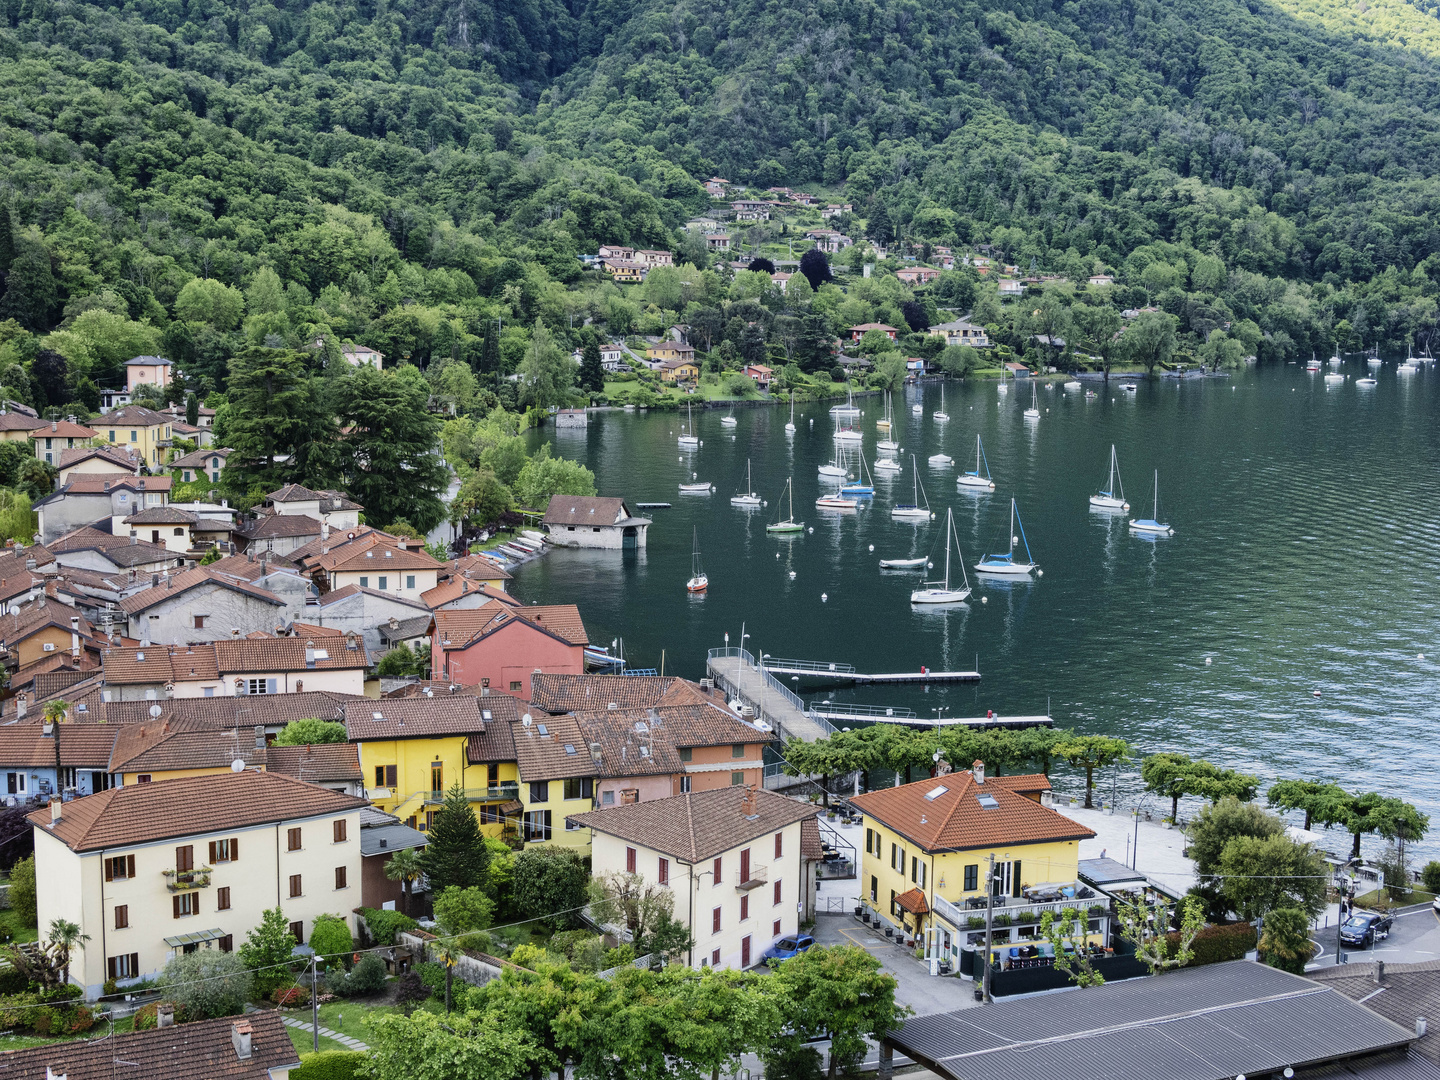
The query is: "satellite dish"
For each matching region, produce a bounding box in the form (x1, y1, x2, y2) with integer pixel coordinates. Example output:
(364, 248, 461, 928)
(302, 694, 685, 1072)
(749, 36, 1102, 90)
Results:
(230, 759, 245, 773)
(522, 714, 532, 727)
(149, 705, 163, 718)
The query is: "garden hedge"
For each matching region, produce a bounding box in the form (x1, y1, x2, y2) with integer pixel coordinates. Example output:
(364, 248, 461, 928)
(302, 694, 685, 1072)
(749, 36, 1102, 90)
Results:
(292, 1051, 367, 1080)
(1165, 921, 1256, 966)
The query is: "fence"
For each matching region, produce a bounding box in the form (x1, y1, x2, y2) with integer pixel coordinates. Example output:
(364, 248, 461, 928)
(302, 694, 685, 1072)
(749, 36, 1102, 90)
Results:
(706, 647, 838, 737)
(596, 953, 656, 979)
(396, 930, 510, 987)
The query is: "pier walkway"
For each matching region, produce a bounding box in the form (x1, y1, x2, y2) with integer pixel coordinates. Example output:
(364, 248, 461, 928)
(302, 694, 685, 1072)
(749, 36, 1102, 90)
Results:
(761, 657, 981, 685)
(807, 701, 1052, 729)
(706, 648, 835, 744)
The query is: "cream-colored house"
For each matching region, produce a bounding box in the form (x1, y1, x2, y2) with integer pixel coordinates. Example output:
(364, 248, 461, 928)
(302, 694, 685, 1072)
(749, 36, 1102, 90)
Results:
(262, 484, 363, 532)
(310, 540, 443, 597)
(29, 769, 367, 999)
(569, 786, 820, 970)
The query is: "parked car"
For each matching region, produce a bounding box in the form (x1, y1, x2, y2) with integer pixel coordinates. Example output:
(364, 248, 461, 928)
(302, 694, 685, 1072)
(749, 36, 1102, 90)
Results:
(1339, 911, 1394, 948)
(762, 935, 816, 963)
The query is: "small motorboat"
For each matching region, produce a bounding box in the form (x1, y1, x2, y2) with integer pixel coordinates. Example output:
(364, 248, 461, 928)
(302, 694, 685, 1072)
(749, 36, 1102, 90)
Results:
(1120, 383, 1138, 393)
(880, 557, 928, 569)
(816, 492, 858, 510)
(927, 454, 954, 467)
(1324, 372, 1344, 384)
(679, 482, 713, 493)
(1356, 376, 1377, 387)
(911, 403, 923, 415)
(1064, 381, 1081, 390)
(875, 457, 902, 473)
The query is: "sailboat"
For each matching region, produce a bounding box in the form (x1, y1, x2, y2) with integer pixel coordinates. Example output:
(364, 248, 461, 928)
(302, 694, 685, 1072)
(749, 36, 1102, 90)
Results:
(1088, 444, 1128, 511)
(1023, 382, 1041, 420)
(731, 459, 762, 507)
(840, 453, 874, 496)
(880, 553, 928, 568)
(876, 393, 893, 431)
(679, 471, 713, 494)
(829, 384, 860, 416)
(685, 529, 708, 592)
(933, 384, 950, 422)
(891, 456, 932, 520)
(875, 455, 902, 473)
(818, 444, 848, 479)
(678, 403, 699, 448)
(911, 509, 972, 604)
(1328, 353, 1342, 367)
(1128, 471, 1174, 536)
(785, 393, 797, 435)
(721, 405, 738, 427)
(911, 400, 924, 415)
(816, 485, 859, 510)
(957, 434, 995, 491)
(766, 478, 805, 534)
(975, 498, 1038, 576)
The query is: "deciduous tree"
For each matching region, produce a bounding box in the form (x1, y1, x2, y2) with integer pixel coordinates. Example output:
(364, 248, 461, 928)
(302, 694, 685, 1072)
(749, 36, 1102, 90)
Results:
(1054, 735, 1130, 808)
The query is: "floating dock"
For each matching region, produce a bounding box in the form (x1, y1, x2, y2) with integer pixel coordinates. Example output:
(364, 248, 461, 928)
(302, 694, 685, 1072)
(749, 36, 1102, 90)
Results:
(807, 701, 1051, 729)
(762, 657, 980, 685)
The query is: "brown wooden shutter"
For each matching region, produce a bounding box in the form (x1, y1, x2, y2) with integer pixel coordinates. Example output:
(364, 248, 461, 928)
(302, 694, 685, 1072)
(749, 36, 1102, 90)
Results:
(105, 859, 113, 882)
(107, 957, 116, 979)
(128, 953, 138, 975)
(209, 841, 217, 864)
(231, 837, 238, 860)
(172, 895, 181, 919)
(126, 854, 135, 878)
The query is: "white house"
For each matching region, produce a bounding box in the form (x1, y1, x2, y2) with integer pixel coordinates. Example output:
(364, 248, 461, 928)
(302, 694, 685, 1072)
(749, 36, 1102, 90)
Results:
(341, 345, 383, 368)
(542, 496, 650, 550)
(927, 319, 991, 348)
(119, 567, 289, 643)
(262, 485, 363, 532)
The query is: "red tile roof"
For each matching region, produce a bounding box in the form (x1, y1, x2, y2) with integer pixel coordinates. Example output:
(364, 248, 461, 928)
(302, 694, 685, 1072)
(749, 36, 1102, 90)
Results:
(212, 636, 369, 673)
(313, 542, 443, 573)
(435, 602, 587, 649)
(895, 887, 930, 914)
(62, 473, 173, 494)
(266, 742, 363, 783)
(568, 786, 819, 862)
(28, 420, 98, 439)
(343, 694, 514, 742)
(118, 568, 284, 615)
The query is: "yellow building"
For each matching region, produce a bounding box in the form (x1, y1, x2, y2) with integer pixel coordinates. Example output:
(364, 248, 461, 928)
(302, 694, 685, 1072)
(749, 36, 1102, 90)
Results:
(99, 405, 173, 467)
(657, 359, 700, 382)
(346, 695, 522, 839)
(850, 762, 1099, 969)
(511, 712, 601, 852)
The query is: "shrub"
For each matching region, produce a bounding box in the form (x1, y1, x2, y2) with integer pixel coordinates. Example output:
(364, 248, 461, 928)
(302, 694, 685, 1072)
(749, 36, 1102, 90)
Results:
(1423, 862, 1440, 894)
(392, 973, 431, 1015)
(272, 983, 311, 1007)
(0, 989, 96, 1035)
(1165, 922, 1256, 966)
(291, 1051, 368, 1080)
(416, 961, 446, 996)
(8, 856, 36, 927)
(361, 908, 418, 946)
(155, 950, 254, 1020)
(328, 953, 388, 998)
(308, 914, 355, 970)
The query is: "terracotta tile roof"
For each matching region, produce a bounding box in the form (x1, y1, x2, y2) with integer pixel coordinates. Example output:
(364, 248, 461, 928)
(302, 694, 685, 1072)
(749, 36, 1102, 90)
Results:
(289, 622, 345, 638)
(29, 769, 367, 852)
(315, 584, 429, 612)
(848, 772, 1094, 854)
(895, 887, 930, 915)
(101, 405, 171, 427)
(800, 816, 823, 861)
(102, 644, 218, 685)
(450, 554, 511, 580)
(313, 541, 443, 573)
(0, 724, 118, 768)
(51, 530, 179, 569)
(118, 569, 284, 615)
(206, 553, 301, 582)
(170, 447, 232, 469)
(421, 576, 487, 608)
(0, 1009, 299, 1080)
(61, 472, 173, 495)
(0, 409, 45, 432)
(542, 496, 628, 527)
(57, 446, 141, 471)
(569, 786, 819, 863)
(122, 506, 198, 525)
(435, 603, 588, 649)
(289, 528, 415, 566)
(266, 485, 361, 511)
(108, 721, 266, 773)
(571, 710, 683, 777)
(510, 714, 597, 781)
(267, 742, 363, 783)
(343, 695, 492, 742)
(530, 674, 680, 714)
(465, 711, 519, 763)
(28, 420, 97, 439)
(244, 513, 323, 539)
(0, 599, 95, 648)
(638, 702, 772, 749)
(212, 637, 369, 673)
(95, 691, 358, 729)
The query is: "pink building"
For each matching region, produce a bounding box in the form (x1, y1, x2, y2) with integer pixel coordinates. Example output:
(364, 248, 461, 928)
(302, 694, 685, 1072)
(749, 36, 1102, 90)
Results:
(432, 602, 588, 699)
(125, 356, 172, 392)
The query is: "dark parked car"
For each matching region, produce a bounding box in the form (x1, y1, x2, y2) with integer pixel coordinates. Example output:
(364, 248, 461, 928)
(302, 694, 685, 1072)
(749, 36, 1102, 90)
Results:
(1339, 911, 1393, 948)
(763, 935, 816, 963)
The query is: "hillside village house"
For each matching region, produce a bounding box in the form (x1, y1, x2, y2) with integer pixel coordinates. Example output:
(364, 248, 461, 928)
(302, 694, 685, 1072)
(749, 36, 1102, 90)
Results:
(162, 401, 218, 428)
(261, 484, 363, 531)
(646, 341, 697, 364)
(99, 636, 370, 700)
(999, 279, 1025, 297)
(241, 512, 322, 555)
(743, 363, 773, 387)
(849, 762, 1100, 970)
(49, 527, 183, 577)
(542, 495, 650, 549)
(30, 420, 99, 465)
(431, 602, 588, 698)
(171, 447, 230, 484)
(705, 233, 731, 251)
(657, 358, 701, 383)
(570, 786, 821, 970)
(1088, 274, 1114, 286)
(896, 267, 942, 285)
(769, 272, 791, 293)
(599, 344, 627, 372)
(0, 403, 44, 443)
(119, 567, 290, 642)
(0, 604, 101, 673)
(928, 319, 991, 348)
(0, 718, 118, 801)
(99, 405, 173, 467)
(848, 323, 900, 343)
(359, 805, 429, 910)
(806, 229, 853, 253)
(341, 344, 383, 368)
(124, 356, 172, 392)
(56, 446, 142, 482)
(309, 539, 442, 598)
(122, 506, 198, 553)
(703, 177, 730, 197)
(35, 474, 175, 545)
(29, 769, 366, 998)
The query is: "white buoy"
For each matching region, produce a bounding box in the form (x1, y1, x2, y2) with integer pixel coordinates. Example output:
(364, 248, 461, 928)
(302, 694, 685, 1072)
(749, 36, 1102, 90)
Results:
(868, 544, 874, 552)
(1205, 656, 1213, 665)
(776, 553, 781, 559)
(808, 527, 814, 533)
(1419, 653, 1426, 660)
(789, 571, 796, 579)
(981, 596, 987, 603)
(1313, 690, 1322, 698)
(1037, 569, 1044, 577)
(821, 593, 828, 602)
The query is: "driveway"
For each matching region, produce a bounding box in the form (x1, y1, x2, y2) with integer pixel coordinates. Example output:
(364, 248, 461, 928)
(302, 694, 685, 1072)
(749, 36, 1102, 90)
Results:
(1310, 902, 1440, 968)
(813, 913, 981, 1016)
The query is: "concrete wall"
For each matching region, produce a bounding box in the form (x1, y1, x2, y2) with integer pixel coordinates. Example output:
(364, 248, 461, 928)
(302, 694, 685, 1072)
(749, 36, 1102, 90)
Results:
(37, 495, 109, 545)
(683, 743, 768, 794)
(597, 774, 672, 807)
(170, 667, 365, 698)
(544, 523, 646, 550)
(312, 591, 429, 656)
(128, 585, 286, 644)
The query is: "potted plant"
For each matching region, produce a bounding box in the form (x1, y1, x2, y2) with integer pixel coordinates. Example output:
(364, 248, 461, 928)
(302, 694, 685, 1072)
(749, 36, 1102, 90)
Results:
(993, 913, 1012, 927)
(1069, 796, 1078, 807)
(1161, 817, 1173, 830)
(967, 916, 985, 930)
(884, 927, 894, 939)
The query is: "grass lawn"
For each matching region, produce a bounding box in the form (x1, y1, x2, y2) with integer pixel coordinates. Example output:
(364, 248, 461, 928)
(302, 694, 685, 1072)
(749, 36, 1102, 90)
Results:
(1354, 887, 1437, 909)
(0, 1014, 133, 1053)
(0, 908, 40, 945)
(313, 1000, 400, 1044)
(286, 1027, 351, 1055)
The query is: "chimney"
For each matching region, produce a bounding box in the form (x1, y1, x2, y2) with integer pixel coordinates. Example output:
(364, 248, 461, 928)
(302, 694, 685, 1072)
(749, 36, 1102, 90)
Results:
(50, 421, 57, 432)
(1376, 961, 1386, 984)
(49, 799, 61, 826)
(231, 628, 240, 639)
(247, 548, 254, 563)
(16, 697, 26, 719)
(254, 725, 265, 748)
(1419, 1017, 1429, 1038)
(972, 760, 985, 784)
(45, 1068, 65, 1080)
(154, 1002, 174, 1028)
(129, 531, 137, 546)
(70, 616, 80, 658)
(321, 521, 330, 540)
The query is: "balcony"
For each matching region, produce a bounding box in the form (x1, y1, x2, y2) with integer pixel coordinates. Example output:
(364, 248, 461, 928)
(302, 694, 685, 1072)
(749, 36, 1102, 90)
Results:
(163, 867, 214, 892)
(932, 887, 1105, 931)
(735, 865, 768, 891)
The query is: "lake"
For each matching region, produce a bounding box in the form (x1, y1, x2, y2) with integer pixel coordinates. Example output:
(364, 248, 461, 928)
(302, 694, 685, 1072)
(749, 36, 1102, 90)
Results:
(515, 362, 1440, 857)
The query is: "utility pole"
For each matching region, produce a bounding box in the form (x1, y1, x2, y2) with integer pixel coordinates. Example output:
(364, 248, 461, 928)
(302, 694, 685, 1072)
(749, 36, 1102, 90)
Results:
(982, 853, 996, 1003)
(310, 956, 319, 1051)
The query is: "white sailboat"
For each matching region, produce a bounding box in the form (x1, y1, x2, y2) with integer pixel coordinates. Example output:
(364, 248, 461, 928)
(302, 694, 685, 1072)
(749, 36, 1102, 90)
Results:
(957, 434, 995, 491)
(1129, 471, 1174, 536)
(1024, 382, 1041, 420)
(911, 401, 924, 415)
(679, 471, 712, 493)
(731, 459, 762, 507)
(785, 393, 797, 435)
(1088, 444, 1129, 511)
(877, 435, 900, 452)
(685, 529, 708, 592)
(911, 509, 972, 604)
(933, 383, 949, 422)
(721, 405, 738, 427)
(766, 478, 804, 534)
(875, 456, 902, 473)
(891, 456, 932, 520)
(975, 498, 1038, 576)
(876, 392, 893, 431)
(829, 384, 860, 416)
(816, 486, 858, 511)
(880, 556, 927, 569)
(840, 453, 875, 496)
(877, 394, 899, 450)
(678, 403, 699, 448)
(1357, 374, 1378, 387)
(818, 443, 848, 479)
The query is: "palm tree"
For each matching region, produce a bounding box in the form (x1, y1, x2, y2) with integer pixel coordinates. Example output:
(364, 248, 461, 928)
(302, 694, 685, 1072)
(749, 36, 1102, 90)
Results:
(42, 700, 68, 796)
(384, 847, 424, 916)
(429, 938, 462, 1014)
(47, 918, 89, 985)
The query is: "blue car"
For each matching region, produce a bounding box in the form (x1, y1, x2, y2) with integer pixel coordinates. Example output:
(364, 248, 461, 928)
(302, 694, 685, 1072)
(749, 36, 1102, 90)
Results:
(763, 935, 816, 963)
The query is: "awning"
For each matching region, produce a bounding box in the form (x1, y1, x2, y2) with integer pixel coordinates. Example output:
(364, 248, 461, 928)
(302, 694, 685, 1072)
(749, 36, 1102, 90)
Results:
(895, 888, 930, 915)
(164, 928, 227, 948)
(498, 799, 524, 815)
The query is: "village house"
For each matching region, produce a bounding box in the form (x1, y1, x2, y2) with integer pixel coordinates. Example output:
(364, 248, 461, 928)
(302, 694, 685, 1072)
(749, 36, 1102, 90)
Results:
(599, 343, 627, 372)
(597, 244, 636, 260)
(637, 249, 674, 267)
(206, 551, 314, 610)
(308, 539, 443, 599)
(266, 741, 365, 796)
(421, 574, 509, 612)
(821, 203, 852, 219)
(55, 446, 142, 483)
(0, 602, 102, 674)
(122, 506, 198, 553)
(742, 363, 773, 388)
(359, 805, 429, 910)
(447, 552, 513, 593)
(161, 402, 218, 428)
(705, 233, 731, 251)
(99, 636, 370, 701)
(1088, 274, 1114, 286)
(431, 602, 588, 698)
(240, 511, 322, 555)
(541, 495, 650, 550)
(0, 710, 118, 801)
(998, 279, 1025, 297)
(769, 271, 791, 293)
(29, 769, 366, 998)
(570, 786, 821, 970)
(105, 721, 270, 786)
(657, 357, 701, 383)
(260, 484, 363, 532)
(0, 402, 46, 443)
(97, 405, 173, 467)
(896, 266, 942, 285)
(805, 229, 853, 253)
(849, 762, 1100, 970)
(89, 690, 357, 736)
(124, 356, 172, 393)
(308, 585, 433, 656)
(847, 323, 900, 343)
(119, 567, 289, 643)
(600, 259, 648, 283)
(508, 712, 601, 851)
(927, 319, 991, 348)
(646, 341, 698, 365)
(171, 447, 231, 485)
(341, 344, 383, 368)
(48, 526, 183, 578)
(29, 419, 98, 466)
(703, 177, 731, 197)
(35, 475, 175, 546)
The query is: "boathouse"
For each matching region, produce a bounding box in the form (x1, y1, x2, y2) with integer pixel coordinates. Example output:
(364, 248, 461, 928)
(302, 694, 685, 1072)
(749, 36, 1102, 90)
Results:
(542, 496, 650, 550)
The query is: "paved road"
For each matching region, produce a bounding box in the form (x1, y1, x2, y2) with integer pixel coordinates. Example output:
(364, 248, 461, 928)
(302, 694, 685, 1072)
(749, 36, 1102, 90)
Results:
(1309, 902, 1439, 969)
(813, 912, 980, 1016)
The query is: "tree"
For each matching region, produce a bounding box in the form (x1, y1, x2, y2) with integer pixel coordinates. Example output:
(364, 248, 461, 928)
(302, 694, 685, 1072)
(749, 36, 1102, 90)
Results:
(450, 468, 514, 529)
(770, 945, 907, 1079)
(377, 643, 426, 677)
(422, 782, 490, 892)
(308, 913, 355, 970)
(240, 907, 300, 994)
(747, 257, 776, 274)
(512, 847, 590, 930)
(367, 1008, 539, 1080)
(514, 445, 596, 509)
(900, 300, 929, 332)
(865, 204, 893, 246)
(1266, 779, 1349, 831)
(1054, 735, 1130, 808)
(385, 847, 426, 916)
(1116, 895, 1204, 975)
(1187, 797, 1286, 878)
(1335, 792, 1430, 860)
(1258, 907, 1314, 974)
(0, 231, 57, 331)
(1073, 302, 1122, 377)
(1142, 753, 1256, 821)
(798, 249, 832, 291)
(7, 918, 90, 989)
(665, 967, 783, 1080)
(589, 871, 678, 945)
(274, 718, 347, 745)
(47, 918, 88, 985)
(333, 364, 448, 532)
(1038, 908, 1104, 988)
(226, 347, 329, 491)
(184, 391, 199, 426)
(156, 950, 254, 1018)
(639, 908, 695, 962)
(434, 886, 496, 935)
(175, 277, 245, 330)
(1121, 309, 1178, 376)
(578, 340, 605, 393)
(518, 320, 573, 410)
(8, 854, 35, 927)
(1218, 832, 1329, 921)
(31, 349, 67, 407)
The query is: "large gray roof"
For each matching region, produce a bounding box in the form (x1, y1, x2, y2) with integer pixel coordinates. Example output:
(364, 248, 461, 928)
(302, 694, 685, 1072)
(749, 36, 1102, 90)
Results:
(889, 961, 1417, 1080)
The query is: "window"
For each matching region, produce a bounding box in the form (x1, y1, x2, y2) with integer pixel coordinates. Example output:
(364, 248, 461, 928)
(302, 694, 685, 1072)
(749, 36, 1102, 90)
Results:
(173, 893, 199, 918)
(193, 615, 206, 629)
(523, 810, 552, 842)
(107, 953, 139, 980)
(870, 876, 878, 903)
(509, 681, 522, 691)
(217, 887, 231, 911)
(137, 774, 151, 783)
(889, 889, 896, 917)
(108, 430, 115, 441)
(918, 862, 926, 889)
(773, 880, 782, 906)
(713, 857, 722, 883)
(105, 855, 135, 881)
(375, 765, 397, 788)
(774, 832, 783, 859)
(378, 576, 388, 590)
(731, 744, 745, 758)
(218, 935, 233, 953)
(680, 776, 692, 793)
(712, 907, 721, 934)
(529, 781, 549, 803)
(210, 838, 237, 863)
(741, 936, 751, 968)
(964, 864, 979, 892)
(359, 576, 369, 588)
(911, 856, 917, 883)
(626, 847, 637, 873)
(333, 820, 347, 843)
(740, 848, 751, 884)
(287, 828, 302, 851)
(129, 430, 137, 442)
(289, 921, 304, 944)
(730, 771, 744, 786)
(114, 905, 128, 929)
(406, 575, 415, 589)
(774, 919, 782, 937)
(658, 858, 669, 886)
(335, 866, 348, 890)
(431, 764, 443, 792)
(245, 678, 274, 695)
(602, 790, 615, 806)
(679, 747, 692, 762)
(173, 527, 184, 537)
(175, 845, 194, 872)
(711, 948, 721, 967)
(563, 777, 593, 800)
(890, 844, 898, 871)
(289, 874, 302, 898)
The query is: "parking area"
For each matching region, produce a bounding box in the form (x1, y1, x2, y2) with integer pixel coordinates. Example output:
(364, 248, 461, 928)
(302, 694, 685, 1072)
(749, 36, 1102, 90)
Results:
(813, 912, 982, 1016)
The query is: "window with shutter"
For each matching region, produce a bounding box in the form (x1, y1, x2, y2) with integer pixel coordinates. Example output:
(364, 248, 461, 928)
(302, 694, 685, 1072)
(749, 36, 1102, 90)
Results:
(774, 831, 783, 858)
(713, 857, 722, 883)
(658, 858, 669, 885)
(333, 820, 347, 843)
(626, 847, 636, 873)
(335, 866, 347, 889)
(773, 880, 782, 905)
(288, 828, 301, 851)
(289, 874, 302, 897)
(114, 905, 128, 929)
(773, 920, 782, 937)
(740, 894, 749, 921)
(712, 907, 721, 934)
(739, 848, 750, 884)
(175, 845, 193, 872)
(217, 887, 231, 910)
(289, 921, 304, 944)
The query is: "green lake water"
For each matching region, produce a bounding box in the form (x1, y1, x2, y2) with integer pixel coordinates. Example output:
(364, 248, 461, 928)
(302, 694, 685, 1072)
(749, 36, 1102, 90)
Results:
(515, 362, 1440, 853)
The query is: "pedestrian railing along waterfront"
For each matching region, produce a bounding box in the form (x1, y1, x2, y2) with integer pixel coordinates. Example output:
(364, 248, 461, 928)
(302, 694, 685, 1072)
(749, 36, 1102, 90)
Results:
(706, 647, 837, 737)
(807, 701, 919, 720)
